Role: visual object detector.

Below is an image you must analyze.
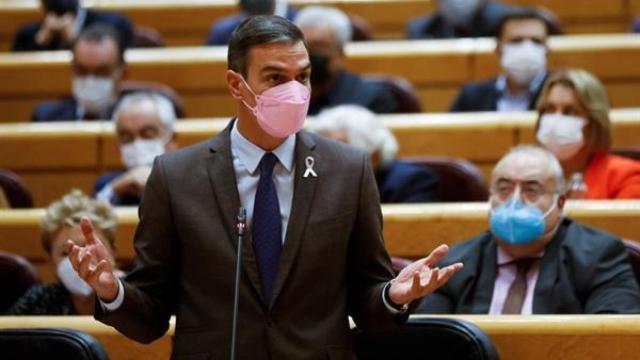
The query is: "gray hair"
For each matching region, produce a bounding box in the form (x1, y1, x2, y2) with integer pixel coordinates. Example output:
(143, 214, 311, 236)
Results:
(308, 105, 398, 166)
(294, 6, 353, 47)
(112, 92, 177, 135)
(494, 145, 566, 194)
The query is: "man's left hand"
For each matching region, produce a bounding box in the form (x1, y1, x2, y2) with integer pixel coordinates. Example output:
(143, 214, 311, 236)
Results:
(388, 244, 463, 306)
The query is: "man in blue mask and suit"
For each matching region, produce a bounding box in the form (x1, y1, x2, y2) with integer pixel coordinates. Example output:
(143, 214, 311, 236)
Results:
(417, 145, 640, 314)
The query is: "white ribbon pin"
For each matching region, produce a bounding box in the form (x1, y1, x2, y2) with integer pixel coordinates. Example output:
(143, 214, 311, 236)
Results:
(303, 156, 318, 178)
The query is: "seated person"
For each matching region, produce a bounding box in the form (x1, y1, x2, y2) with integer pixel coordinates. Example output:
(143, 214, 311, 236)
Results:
(536, 69, 640, 199)
(406, 0, 514, 39)
(206, 0, 297, 45)
(294, 6, 399, 115)
(12, 0, 133, 52)
(95, 92, 177, 206)
(308, 105, 438, 203)
(451, 8, 550, 112)
(5, 189, 121, 315)
(631, 16, 640, 33)
(31, 24, 126, 122)
(416, 145, 640, 314)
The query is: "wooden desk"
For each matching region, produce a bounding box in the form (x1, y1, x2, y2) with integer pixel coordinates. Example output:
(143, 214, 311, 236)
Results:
(1, 200, 638, 282)
(416, 315, 640, 360)
(0, 316, 174, 360)
(0, 0, 634, 50)
(2, 109, 639, 206)
(1, 34, 640, 122)
(2, 314, 640, 360)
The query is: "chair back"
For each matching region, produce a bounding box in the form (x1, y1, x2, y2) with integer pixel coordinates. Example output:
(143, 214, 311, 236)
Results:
(0, 169, 34, 208)
(353, 317, 499, 360)
(0, 328, 109, 360)
(405, 157, 489, 202)
(368, 75, 422, 113)
(623, 239, 640, 286)
(0, 251, 41, 313)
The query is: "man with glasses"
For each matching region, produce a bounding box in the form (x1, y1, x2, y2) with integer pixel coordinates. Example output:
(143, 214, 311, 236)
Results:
(416, 145, 640, 314)
(31, 24, 126, 121)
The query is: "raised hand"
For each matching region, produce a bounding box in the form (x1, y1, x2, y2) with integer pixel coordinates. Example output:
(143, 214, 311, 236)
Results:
(66, 217, 119, 302)
(388, 244, 463, 306)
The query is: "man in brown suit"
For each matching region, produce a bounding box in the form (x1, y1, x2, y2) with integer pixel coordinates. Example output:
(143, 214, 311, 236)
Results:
(67, 15, 462, 359)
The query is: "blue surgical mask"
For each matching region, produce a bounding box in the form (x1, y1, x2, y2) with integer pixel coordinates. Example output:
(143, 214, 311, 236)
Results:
(490, 195, 557, 245)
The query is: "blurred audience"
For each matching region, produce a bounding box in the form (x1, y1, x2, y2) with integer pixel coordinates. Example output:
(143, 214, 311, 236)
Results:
(417, 145, 640, 314)
(12, 0, 133, 52)
(536, 69, 640, 199)
(206, 0, 297, 45)
(31, 24, 127, 122)
(308, 105, 439, 203)
(95, 92, 177, 206)
(295, 6, 398, 115)
(451, 8, 550, 112)
(5, 189, 121, 315)
(406, 0, 514, 39)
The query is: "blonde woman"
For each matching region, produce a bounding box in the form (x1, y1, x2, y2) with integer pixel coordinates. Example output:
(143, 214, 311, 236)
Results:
(6, 189, 119, 315)
(535, 69, 640, 199)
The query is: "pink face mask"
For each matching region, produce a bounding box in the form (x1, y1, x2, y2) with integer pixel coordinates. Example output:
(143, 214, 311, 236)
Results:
(241, 78, 311, 138)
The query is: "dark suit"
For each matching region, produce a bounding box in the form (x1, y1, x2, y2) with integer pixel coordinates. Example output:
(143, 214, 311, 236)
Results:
(95, 121, 404, 359)
(205, 8, 298, 46)
(406, 2, 513, 39)
(30, 98, 116, 122)
(450, 75, 547, 112)
(94, 171, 141, 206)
(376, 160, 439, 203)
(12, 9, 133, 52)
(417, 218, 640, 314)
(308, 70, 398, 116)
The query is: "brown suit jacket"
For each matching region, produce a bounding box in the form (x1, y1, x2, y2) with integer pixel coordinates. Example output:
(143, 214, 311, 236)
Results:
(95, 121, 403, 359)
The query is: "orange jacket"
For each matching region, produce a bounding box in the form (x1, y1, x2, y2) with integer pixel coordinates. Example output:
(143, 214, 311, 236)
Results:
(584, 153, 640, 199)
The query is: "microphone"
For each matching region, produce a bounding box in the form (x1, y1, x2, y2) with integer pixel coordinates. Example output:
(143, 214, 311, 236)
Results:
(230, 207, 246, 360)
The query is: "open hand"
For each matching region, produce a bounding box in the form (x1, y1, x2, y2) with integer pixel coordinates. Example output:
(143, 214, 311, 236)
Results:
(388, 244, 463, 306)
(66, 217, 119, 302)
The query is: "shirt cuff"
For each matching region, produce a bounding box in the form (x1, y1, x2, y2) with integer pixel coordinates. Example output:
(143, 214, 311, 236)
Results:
(382, 281, 409, 315)
(100, 279, 124, 312)
(96, 183, 115, 203)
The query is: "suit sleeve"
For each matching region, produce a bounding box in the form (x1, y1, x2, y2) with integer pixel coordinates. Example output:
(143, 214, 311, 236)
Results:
(94, 156, 180, 343)
(348, 153, 406, 330)
(450, 85, 472, 112)
(583, 238, 640, 314)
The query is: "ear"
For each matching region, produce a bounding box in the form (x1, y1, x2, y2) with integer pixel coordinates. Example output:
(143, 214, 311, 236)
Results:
(557, 194, 566, 211)
(165, 133, 178, 151)
(495, 41, 502, 56)
(226, 70, 244, 100)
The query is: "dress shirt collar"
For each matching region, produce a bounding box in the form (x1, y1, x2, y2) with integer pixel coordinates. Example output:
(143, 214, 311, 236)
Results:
(230, 120, 296, 174)
(497, 245, 544, 266)
(496, 71, 547, 96)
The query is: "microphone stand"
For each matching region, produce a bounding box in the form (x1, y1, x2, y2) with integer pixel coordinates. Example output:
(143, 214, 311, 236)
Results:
(230, 207, 246, 360)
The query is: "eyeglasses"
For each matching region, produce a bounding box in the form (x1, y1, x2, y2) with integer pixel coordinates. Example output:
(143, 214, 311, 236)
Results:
(491, 181, 556, 204)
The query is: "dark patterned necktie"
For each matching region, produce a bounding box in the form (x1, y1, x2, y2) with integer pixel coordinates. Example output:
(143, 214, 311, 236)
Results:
(502, 258, 537, 314)
(252, 152, 282, 303)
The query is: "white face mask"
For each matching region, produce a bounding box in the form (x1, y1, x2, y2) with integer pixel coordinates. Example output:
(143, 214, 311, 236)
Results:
(501, 40, 547, 87)
(57, 257, 93, 297)
(120, 138, 166, 169)
(438, 0, 479, 27)
(537, 113, 587, 160)
(72, 76, 117, 117)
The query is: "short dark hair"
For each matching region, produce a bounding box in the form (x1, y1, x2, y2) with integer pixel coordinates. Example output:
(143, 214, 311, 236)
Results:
(497, 8, 549, 41)
(73, 24, 126, 65)
(227, 15, 306, 77)
(240, 0, 275, 16)
(42, 0, 79, 16)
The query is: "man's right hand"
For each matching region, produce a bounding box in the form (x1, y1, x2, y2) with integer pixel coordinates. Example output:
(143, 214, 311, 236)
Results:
(66, 217, 119, 302)
(112, 166, 152, 198)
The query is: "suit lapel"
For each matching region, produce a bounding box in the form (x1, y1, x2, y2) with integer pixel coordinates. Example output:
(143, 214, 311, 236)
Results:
(470, 238, 497, 314)
(269, 131, 319, 309)
(532, 225, 564, 314)
(206, 120, 263, 300)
